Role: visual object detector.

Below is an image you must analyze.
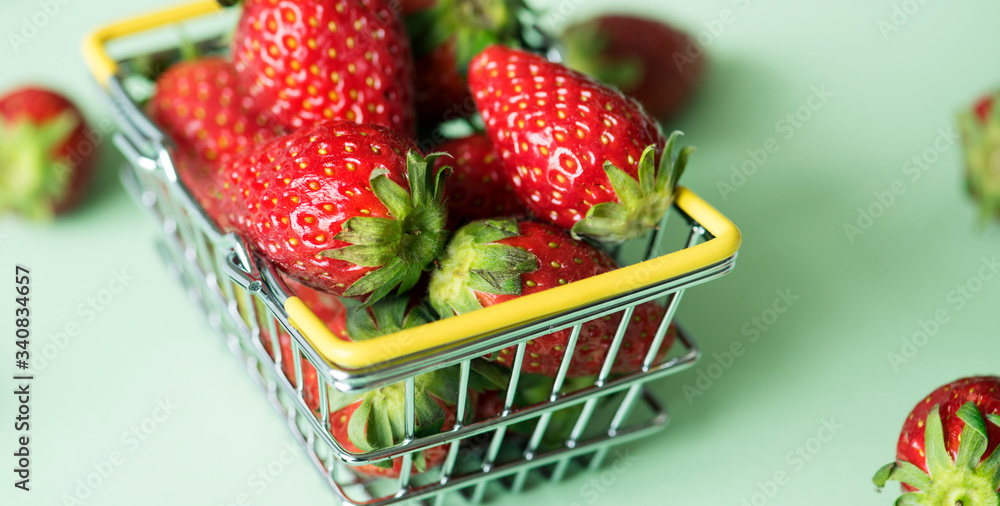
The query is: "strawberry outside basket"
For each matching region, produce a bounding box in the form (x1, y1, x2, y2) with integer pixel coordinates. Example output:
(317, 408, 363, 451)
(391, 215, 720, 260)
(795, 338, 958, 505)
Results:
(81, 2, 742, 504)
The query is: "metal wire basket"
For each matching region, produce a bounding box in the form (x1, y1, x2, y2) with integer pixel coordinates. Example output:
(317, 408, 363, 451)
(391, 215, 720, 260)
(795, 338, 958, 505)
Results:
(82, 2, 742, 504)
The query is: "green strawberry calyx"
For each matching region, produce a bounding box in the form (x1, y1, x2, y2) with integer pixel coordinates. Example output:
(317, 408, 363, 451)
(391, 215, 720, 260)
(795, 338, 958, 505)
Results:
(329, 295, 457, 470)
(428, 217, 538, 317)
(0, 111, 78, 220)
(571, 130, 692, 243)
(321, 151, 450, 305)
(406, 0, 525, 71)
(959, 96, 1000, 225)
(872, 402, 1000, 506)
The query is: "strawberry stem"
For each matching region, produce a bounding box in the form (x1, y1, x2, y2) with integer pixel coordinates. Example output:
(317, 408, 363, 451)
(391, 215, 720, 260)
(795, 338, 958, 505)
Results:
(873, 402, 1000, 506)
(571, 131, 692, 243)
(321, 152, 450, 305)
(0, 112, 78, 219)
(428, 217, 538, 317)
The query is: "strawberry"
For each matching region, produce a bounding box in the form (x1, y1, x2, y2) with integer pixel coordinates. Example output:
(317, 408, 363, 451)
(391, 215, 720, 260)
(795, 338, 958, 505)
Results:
(468, 46, 693, 243)
(873, 376, 1000, 504)
(233, 0, 416, 137)
(561, 15, 705, 121)
(434, 133, 524, 226)
(403, 0, 526, 128)
(327, 295, 466, 478)
(429, 217, 676, 377)
(148, 57, 280, 228)
(260, 277, 348, 412)
(474, 374, 589, 447)
(225, 121, 449, 303)
(959, 92, 1000, 222)
(0, 87, 94, 218)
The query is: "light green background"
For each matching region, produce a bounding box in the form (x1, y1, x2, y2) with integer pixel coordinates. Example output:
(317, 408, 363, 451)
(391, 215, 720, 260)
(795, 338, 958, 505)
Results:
(2, 0, 999, 505)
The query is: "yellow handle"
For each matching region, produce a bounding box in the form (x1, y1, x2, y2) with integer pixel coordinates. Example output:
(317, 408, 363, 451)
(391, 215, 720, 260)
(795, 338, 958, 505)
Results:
(286, 187, 741, 370)
(82, 0, 223, 86)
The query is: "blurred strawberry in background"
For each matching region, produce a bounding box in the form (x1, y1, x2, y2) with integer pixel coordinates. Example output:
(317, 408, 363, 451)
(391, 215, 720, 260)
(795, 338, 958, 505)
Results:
(0, 87, 95, 219)
(560, 14, 705, 122)
(959, 91, 1000, 223)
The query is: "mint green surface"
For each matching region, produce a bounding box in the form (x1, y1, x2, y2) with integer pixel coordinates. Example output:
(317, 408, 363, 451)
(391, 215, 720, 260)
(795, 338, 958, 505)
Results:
(2, 1, 999, 505)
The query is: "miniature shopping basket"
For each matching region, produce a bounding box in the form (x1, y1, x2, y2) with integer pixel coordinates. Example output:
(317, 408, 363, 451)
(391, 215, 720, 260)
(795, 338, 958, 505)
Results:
(82, 2, 741, 504)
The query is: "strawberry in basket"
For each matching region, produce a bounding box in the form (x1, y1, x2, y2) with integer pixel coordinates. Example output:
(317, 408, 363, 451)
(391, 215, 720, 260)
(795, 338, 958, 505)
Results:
(429, 217, 675, 377)
(400, 0, 526, 128)
(959, 92, 1000, 222)
(873, 376, 1000, 504)
(148, 57, 281, 228)
(560, 15, 705, 121)
(0, 87, 94, 218)
(328, 295, 470, 478)
(433, 133, 525, 226)
(260, 277, 348, 412)
(233, 0, 416, 137)
(468, 45, 693, 243)
(222, 120, 450, 304)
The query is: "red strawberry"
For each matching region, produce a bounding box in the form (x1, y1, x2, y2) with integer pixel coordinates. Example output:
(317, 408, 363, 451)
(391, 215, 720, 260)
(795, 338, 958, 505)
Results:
(260, 277, 348, 412)
(327, 295, 465, 478)
(429, 218, 676, 377)
(873, 376, 1000, 504)
(148, 57, 280, 229)
(402, 0, 526, 127)
(434, 133, 524, 226)
(468, 46, 693, 243)
(225, 121, 449, 303)
(330, 394, 453, 477)
(959, 93, 1000, 222)
(233, 0, 416, 137)
(561, 15, 705, 121)
(0, 87, 94, 218)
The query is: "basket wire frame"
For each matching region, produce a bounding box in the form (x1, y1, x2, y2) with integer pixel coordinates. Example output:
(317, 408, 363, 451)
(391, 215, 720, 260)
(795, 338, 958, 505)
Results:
(102, 15, 738, 506)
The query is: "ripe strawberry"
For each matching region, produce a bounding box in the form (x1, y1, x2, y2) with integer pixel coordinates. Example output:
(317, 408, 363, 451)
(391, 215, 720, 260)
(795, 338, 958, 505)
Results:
(233, 0, 416, 137)
(403, 0, 526, 128)
(561, 15, 705, 121)
(260, 277, 348, 412)
(959, 93, 1000, 222)
(0, 87, 94, 218)
(474, 374, 589, 447)
(468, 46, 693, 243)
(226, 121, 449, 303)
(434, 133, 524, 226)
(148, 57, 280, 228)
(327, 295, 465, 478)
(873, 376, 1000, 504)
(429, 217, 676, 377)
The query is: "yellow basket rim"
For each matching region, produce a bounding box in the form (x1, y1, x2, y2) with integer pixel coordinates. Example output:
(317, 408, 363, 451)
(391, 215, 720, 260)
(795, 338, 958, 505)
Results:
(286, 187, 739, 369)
